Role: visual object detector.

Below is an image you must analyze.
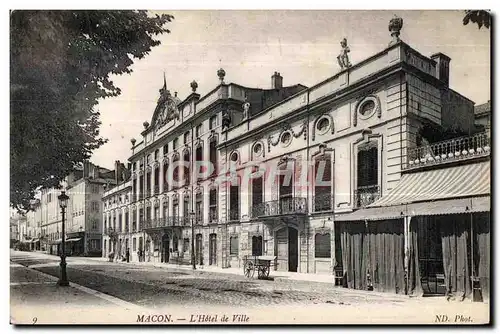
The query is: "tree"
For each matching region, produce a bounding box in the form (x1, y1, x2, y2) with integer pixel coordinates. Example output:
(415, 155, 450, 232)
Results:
(11, 11, 174, 211)
(463, 10, 491, 29)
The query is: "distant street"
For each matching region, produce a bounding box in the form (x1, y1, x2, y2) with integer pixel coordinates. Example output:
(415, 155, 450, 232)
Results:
(10, 250, 490, 325)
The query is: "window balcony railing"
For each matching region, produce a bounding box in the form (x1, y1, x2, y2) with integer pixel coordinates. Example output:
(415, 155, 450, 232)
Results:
(405, 132, 490, 170)
(251, 197, 308, 218)
(154, 185, 160, 195)
(228, 209, 239, 221)
(132, 221, 137, 232)
(354, 185, 380, 208)
(210, 208, 219, 222)
(143, 216, 192, 229)
(312, 193, 334, 212)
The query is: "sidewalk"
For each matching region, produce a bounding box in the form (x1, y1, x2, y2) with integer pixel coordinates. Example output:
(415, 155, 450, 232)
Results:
(10, 262, 144, 324)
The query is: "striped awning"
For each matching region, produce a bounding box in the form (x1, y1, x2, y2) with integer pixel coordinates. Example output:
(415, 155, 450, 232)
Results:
(335, 205, 407, 222)
(368, 161, 490, 208)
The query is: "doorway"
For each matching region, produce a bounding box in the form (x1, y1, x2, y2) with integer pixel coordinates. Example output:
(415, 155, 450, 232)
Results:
(161, 234, 170, 263)
(209, 233, 217, 265)
(195, 233, 203, 265)
(417, 217, 445, 296)
(288, 227, 298, 272)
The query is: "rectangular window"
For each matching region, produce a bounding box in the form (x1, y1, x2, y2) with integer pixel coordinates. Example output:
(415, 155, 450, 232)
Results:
(209, 115, 217, 130)
(315, 233, 331, 258)
(133, 237, 137, 251)
(146, 154, 151, 164)
(146, 172, 151, 196)
(183, 196, 190, 221)
(195, 193, 203, 224)
(163, 144, 168, 156)
(173, 138, 178, 150)
(183, 238, 190, 252)
(209, 189, 217, 221)
(154, 149, 159, 161)
(209, 139, 217, 177)
(229, 185, 239, 221)
(184, 131, 190, 144)
(230, 236, 239, 256)
(314, 156, 332, 212)
(196, 124, 202, 137)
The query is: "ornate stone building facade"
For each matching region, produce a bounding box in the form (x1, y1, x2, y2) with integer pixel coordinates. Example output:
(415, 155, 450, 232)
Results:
(108, 17, 488, 297)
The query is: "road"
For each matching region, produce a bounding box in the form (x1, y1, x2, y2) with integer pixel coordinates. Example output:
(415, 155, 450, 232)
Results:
(10, 250, 490, 325)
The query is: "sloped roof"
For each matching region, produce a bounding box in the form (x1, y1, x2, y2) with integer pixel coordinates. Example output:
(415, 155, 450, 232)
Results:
(475, 100, 491, 115)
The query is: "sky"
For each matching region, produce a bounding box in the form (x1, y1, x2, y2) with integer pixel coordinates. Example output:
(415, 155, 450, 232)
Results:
(91, 10, 491, 170)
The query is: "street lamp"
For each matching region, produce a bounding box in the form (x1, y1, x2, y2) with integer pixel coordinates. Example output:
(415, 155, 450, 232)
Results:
(57, 190, 70, 286)
(190, 210, 196, 270)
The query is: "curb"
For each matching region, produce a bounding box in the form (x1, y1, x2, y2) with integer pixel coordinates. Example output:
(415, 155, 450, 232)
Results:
(14, 261, 146, 312)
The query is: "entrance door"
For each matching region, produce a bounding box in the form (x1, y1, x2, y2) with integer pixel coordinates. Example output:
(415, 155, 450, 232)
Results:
(417, 217, 445, 296)
(275, 228, 288, 271)
(288, 227, 298, 272)
(161, 234, 169, 263)
(195, 233, 203, 265)
(209, 233, 217, 265)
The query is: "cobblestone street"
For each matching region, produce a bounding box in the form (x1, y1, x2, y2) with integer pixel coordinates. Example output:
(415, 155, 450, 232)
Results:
(10, 250, 490, 324)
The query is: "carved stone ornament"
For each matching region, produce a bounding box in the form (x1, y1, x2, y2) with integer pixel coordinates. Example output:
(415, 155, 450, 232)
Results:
(243, 99, 251, 119)
(267, 120, 307, 152)
(388, 15, 403, 46)
(153, 78, 181, 132)
(221, 109, 232, 130)
(337, 38, 352, 70)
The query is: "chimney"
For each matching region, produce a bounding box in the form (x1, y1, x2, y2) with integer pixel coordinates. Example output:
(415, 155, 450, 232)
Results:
(431, 53, 451, 86)
(114, 160, 121, 184)
(271, 71, 283, 89)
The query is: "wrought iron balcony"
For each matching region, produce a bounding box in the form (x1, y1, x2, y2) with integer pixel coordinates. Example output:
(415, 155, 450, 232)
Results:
(124, 225, 129, 233)
(404, 132, 490, 170)
(251, 197, 308, 218)
(143, 216, 191, 229)
(354, 185, 380, 208)
(312, 193, 334, 212)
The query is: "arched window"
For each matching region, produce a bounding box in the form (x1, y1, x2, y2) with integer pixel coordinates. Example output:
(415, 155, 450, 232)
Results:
(315, 233, 331, 258)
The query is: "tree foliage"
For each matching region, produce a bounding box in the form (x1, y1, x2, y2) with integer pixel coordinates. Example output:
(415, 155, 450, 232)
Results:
(463, 10, 491, 29)
(10, 10, 173, 211)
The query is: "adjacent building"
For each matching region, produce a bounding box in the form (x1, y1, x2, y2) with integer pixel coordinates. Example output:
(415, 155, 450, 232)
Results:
(474, 100, 491, 136)
(24, 161, 115, 256)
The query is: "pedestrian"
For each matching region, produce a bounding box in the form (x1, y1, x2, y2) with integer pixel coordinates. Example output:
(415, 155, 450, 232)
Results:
(126, 248, 130, 263)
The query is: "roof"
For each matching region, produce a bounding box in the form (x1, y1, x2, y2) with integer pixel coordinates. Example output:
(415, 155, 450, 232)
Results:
(475, 100, 491, 115)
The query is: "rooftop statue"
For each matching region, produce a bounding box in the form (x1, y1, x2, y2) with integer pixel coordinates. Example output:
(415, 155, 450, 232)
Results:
(337, 38, 352, 70)
(154, 76, 180, 130)
(388, 15, 404, 46)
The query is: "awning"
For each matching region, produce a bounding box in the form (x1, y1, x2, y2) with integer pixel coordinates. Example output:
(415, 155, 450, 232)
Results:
(407, 196, 490, 216)
(368, 161, 490, 207)
(335, 205, 406, 222)
(65, 238, 82, 242)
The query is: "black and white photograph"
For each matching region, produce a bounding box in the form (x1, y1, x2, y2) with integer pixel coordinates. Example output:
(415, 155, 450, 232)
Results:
(9, 8, 491, 325)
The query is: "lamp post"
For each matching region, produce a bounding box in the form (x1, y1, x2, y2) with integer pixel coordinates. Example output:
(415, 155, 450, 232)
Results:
(57, 191, 70, 286)
(190, 210, 196, 270)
